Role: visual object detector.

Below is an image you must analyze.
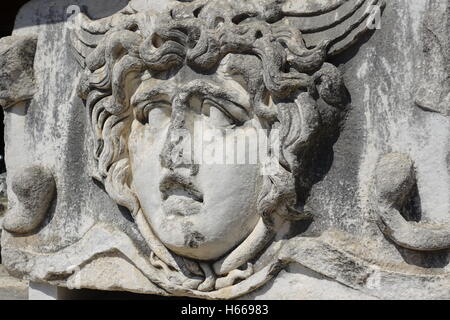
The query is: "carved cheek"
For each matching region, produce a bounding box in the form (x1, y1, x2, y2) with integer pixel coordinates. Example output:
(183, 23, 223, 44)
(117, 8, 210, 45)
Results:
(128, 119, 169, 207)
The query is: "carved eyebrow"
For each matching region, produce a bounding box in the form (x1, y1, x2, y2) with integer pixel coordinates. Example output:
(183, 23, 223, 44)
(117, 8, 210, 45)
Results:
(203, 92, 250, 116)
(176, 79, 251, 115)
(202, 97, 249, 124)
(131, 82, 173, 109)
(131, 83, 173, 122)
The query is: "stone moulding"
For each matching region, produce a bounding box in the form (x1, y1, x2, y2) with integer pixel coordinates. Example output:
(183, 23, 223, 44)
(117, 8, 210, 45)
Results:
(5, 225, 450, 299)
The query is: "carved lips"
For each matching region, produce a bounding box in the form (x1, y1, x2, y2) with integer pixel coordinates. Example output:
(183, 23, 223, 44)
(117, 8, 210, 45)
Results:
(159, 170, 204, 216)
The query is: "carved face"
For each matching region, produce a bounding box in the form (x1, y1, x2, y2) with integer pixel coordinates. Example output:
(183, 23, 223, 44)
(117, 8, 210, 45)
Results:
(128, 58, 264, 260)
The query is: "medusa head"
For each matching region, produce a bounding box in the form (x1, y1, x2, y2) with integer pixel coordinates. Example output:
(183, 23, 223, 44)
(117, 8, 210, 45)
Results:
(72, 0, 379, 293)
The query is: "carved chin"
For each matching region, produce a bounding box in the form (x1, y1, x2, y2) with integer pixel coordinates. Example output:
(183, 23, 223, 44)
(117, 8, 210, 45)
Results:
(146, 205, 260, 261)
(156, 223, 258, 261)
(163, 238, 246, 261)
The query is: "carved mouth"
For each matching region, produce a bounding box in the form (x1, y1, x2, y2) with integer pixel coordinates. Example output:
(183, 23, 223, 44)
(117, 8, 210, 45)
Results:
(159, 172, 204, 203)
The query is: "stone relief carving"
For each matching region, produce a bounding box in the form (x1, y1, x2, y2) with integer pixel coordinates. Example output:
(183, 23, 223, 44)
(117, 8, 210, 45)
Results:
(3, 166, 55, 235)
(2, 0, 450, 300)
(414, 0, 449, 117)
(0, 35, 38, 109)
(67, 0, 383, 295)
(375, 153, 450, 251)
(373, 0, 450, 253)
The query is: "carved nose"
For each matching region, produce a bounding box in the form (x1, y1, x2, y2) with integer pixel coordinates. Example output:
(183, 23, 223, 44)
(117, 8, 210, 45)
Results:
(160, 91, 199, 174)
(160, 126, 199, 175)
(160, 127, 187, 169)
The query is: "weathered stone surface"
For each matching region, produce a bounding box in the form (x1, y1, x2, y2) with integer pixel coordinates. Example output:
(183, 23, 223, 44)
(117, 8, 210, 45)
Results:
(0, 173, 7, 228)
(241, 264, 378, 300)
(415, 0, 449, 116)
(0, 265, 28, 300)
(3, 166, 55, 234)
(0, 0, 449, 300)
(374, 153, 450, 251)
(0, 172, 7, 266)
(0, 34, 37, 109)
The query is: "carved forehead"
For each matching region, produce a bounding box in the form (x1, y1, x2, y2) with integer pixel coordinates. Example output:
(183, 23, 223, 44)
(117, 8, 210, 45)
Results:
(132, 53, 261, 106)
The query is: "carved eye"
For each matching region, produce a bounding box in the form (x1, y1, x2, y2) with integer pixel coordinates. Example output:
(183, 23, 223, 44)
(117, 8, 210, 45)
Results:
(202, 101, 236, 128)
(210, 106, 235, 128)
(214, 17, 225, 28)
(147, 107, 171, 126)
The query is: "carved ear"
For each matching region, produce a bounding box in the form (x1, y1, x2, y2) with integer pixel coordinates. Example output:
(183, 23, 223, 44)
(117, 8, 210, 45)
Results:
(282, 0, 386, 55)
